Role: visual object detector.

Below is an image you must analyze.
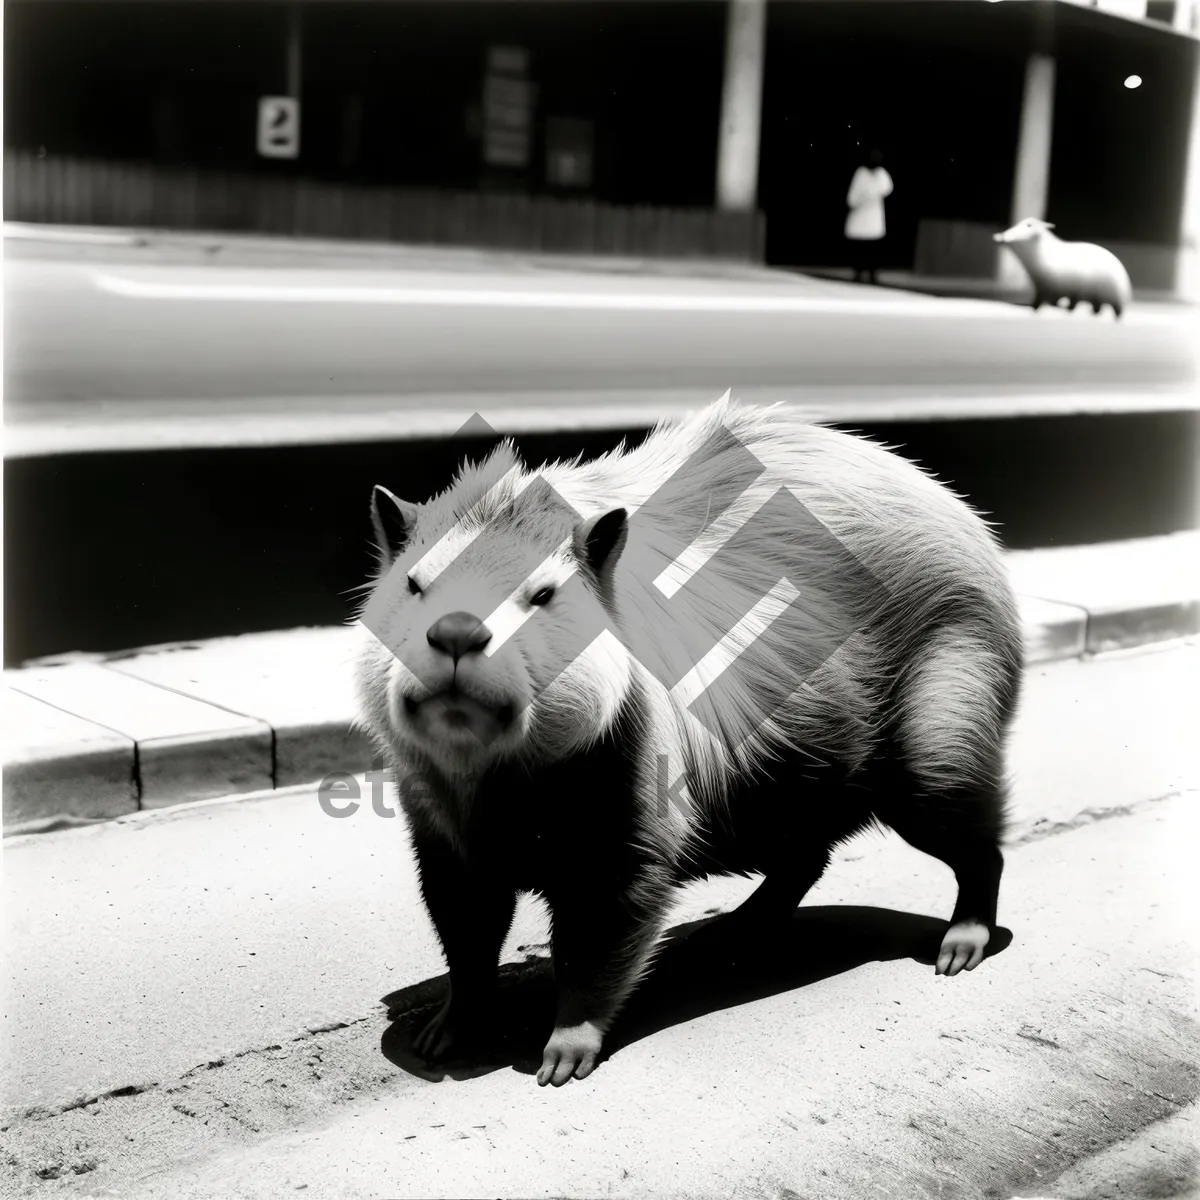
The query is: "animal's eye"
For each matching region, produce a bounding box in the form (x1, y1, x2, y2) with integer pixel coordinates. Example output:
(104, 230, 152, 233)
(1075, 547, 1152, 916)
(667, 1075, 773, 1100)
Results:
(529, 587, 555, 607)
(407, 576, 422, 596)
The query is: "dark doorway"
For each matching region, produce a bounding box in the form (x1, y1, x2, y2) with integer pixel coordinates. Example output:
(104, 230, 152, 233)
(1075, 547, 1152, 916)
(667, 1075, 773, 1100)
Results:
(758, 0, 1027, 269)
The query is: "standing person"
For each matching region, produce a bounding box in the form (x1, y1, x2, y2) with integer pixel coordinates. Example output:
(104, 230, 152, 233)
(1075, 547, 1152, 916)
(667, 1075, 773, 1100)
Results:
(845, 147, 893, 285)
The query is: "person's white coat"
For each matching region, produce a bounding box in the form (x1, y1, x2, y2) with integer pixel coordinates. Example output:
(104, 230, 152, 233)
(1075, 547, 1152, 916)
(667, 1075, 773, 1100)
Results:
(845, 165, 894, 241)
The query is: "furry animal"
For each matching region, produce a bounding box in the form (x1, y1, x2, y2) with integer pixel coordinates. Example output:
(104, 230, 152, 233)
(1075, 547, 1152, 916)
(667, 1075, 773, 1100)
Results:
(994, 217, 1132, 317)
(353, 395, 1024, 1087)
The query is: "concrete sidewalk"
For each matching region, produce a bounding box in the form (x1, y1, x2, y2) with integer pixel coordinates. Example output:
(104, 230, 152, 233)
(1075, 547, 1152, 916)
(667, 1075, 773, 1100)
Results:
(3, 220, 794, 284)
(10, 225, 1197, 307)
(3, 532, 1198, 834)
(109, 797, 1200, 1200)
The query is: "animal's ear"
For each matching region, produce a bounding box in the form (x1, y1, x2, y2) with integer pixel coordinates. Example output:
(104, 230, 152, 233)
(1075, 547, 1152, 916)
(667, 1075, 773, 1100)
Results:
(576, 508, 629, 582)
(371, 486, 418, 559)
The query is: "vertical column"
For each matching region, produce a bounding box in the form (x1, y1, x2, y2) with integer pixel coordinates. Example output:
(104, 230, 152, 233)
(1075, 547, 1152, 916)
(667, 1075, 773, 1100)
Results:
(1177, 34, 1200, 300)
(715, 0, 767, 212)
(999, 51, 1056, 288)
(1172, 0, 1197, 29)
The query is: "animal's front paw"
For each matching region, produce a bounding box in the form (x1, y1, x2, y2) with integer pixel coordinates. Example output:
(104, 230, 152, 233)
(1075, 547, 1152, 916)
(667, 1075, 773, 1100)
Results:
(412, 985, 501, 1063)
(537, 1021, 605, 1087)
(413, 995, 460, 1061)
(937, 920, 990, 977)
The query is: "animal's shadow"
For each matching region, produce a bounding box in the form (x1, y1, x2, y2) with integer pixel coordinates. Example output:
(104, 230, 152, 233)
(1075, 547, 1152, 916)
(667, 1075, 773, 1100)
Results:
(380, 905, 1013, 1082)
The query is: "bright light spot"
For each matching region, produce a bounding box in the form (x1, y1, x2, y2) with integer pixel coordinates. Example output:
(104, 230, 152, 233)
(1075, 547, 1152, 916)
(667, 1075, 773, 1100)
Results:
(1124, 74, 1143, 89)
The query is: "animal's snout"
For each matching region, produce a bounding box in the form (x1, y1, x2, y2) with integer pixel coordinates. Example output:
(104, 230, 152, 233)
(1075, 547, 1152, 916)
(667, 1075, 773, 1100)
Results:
(992, 232, 1005, 243)
(427, 612, 492, 660)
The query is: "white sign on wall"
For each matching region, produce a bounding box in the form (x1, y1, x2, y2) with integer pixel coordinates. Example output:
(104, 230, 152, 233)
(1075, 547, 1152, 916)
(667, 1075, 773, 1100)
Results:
(483, 45, 534, 170)
(257, 96, 300, 159)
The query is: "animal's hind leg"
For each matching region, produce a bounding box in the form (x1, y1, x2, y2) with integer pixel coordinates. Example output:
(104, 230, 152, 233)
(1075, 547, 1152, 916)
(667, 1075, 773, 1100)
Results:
(727, 847, 832, 932)
(880, 798, 1004, 976)
(722, 773, 864, 935)
(887, 623, 1019, 976)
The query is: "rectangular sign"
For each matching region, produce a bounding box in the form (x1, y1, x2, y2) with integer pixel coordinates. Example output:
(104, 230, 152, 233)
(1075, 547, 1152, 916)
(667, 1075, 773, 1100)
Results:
(258, 96, 300, 160)
(484, 76, 534, 168)
(482, 45, 534, 170)
(545, 118, 594, 189)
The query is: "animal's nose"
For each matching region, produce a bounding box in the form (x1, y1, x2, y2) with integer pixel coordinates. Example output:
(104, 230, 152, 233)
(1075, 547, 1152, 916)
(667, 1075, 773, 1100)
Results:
(426, 612, 492, 660)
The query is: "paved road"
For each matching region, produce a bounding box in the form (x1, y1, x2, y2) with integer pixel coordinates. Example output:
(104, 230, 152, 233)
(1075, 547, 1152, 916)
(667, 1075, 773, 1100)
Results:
(4, 239, 1195, 425)
(2, 641, 1196, 1196)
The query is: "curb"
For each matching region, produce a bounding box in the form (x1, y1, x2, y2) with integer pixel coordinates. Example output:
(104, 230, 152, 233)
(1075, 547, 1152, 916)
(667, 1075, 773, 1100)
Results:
(795, 266, 1198, 308)
(3, 534, 1197, 836)
(6, 387, 1199, 460)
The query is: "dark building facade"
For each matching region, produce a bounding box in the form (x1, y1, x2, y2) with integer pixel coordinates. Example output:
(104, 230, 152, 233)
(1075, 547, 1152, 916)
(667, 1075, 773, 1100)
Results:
(4, 2, 729, 207)
(4, 0, 1199, 283)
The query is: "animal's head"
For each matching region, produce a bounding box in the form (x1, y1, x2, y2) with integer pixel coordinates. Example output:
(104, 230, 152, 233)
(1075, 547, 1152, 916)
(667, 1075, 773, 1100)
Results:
(994, 217, 1055, 245)
(357, 444, 633, 776)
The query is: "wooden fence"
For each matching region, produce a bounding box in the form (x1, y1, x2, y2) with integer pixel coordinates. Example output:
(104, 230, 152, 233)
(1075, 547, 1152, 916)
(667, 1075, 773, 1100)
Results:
(3, 151, 766, 262)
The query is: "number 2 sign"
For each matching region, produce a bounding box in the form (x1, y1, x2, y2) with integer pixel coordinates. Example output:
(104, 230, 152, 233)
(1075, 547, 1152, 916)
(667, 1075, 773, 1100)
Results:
(258, 96, 300, 159)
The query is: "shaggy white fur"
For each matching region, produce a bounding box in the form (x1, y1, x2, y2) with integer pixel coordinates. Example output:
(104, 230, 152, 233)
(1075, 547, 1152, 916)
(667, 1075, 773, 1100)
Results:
(355, 392, 1021, 858)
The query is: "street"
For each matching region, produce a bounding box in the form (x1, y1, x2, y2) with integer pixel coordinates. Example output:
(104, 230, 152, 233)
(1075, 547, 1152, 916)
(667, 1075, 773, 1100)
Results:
(2, 640, 1196, 1198)
(3, 238, 1195, 426)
